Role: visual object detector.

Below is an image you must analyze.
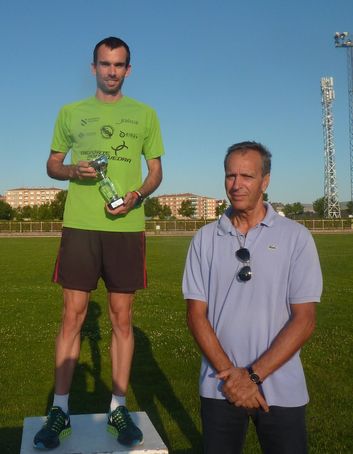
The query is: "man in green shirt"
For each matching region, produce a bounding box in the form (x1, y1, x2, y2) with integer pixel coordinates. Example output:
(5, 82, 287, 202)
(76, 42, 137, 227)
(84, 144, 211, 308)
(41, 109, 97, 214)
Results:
(33, 37, 164, 450)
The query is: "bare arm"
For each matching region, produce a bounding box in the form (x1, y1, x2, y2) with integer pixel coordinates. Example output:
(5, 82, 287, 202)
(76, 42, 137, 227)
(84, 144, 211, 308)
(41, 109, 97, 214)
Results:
(106, 157, 162, 215)
(187, 299, 234, 372)
(218, 302, 316, 409)
(250, 302, 316, 381)
(187, 299, 268, 410)
(138, 157, 163, 199)
(47, 150, 96, 181)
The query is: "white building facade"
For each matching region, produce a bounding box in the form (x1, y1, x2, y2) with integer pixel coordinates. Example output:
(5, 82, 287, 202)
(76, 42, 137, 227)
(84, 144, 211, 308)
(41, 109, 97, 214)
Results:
(157, 193, 219, 219)
(5, 187, 63, 208)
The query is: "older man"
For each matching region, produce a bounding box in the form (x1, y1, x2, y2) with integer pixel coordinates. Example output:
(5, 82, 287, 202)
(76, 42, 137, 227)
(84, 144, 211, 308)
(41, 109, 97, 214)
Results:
(183, 141, 322, 454)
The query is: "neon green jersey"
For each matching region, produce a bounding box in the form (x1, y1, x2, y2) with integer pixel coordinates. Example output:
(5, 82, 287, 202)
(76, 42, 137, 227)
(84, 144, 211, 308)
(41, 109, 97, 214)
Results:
(51, 96, 164, 232)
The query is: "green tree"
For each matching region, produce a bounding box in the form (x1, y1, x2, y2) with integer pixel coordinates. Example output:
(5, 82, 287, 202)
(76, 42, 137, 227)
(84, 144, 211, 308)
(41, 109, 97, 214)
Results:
(159, 204, 172, 220)
(283, 202, 304, 217)
(292, 202, 304, 215)
(50, 190, 67, 219)
(313, 197, 325, 218)
(0, 200, 13, 220)
(178, 199, 196, 218)
(283, 204, 293, 217)
(144, 197, 162, 218)
(346, 200, 353, 215)
(216, 200, 228, 217)
(263, 192, 269, 202)
(15, 205, 33, 220)
(37, 203, 53, 220)
(30, 205, 40, 220)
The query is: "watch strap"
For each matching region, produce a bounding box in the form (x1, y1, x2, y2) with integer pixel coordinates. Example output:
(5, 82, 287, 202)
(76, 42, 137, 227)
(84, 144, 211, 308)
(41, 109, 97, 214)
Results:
(247, 366, 263, 385)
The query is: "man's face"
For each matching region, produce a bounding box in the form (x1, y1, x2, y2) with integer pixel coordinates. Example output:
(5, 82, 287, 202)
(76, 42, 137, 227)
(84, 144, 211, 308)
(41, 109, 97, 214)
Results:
(225, 149, 270, 212)
(92, 45, 131, 95)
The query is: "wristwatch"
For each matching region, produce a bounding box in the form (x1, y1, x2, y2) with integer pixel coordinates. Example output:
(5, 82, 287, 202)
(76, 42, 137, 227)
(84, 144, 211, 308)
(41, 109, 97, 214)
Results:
(247, 366, 263, 385)
(132, 190, 144, 206)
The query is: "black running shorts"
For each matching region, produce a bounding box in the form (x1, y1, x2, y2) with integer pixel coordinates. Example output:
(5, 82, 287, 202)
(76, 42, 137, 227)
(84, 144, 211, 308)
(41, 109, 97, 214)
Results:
(53, 227, 146, 292)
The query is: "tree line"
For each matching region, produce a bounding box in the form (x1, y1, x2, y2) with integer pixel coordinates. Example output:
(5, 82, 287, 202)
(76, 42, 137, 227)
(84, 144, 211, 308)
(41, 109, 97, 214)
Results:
(0, 191, 67, 220)
(144, 197, 228, 219)
(0, 193, 352, 221)
(280, 198, 353, 218)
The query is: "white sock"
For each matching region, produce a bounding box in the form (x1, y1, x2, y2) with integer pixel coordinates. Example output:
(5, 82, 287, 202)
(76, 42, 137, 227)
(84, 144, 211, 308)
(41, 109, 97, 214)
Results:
(110, 394, 126, 412)
(53, 393, 69, 414)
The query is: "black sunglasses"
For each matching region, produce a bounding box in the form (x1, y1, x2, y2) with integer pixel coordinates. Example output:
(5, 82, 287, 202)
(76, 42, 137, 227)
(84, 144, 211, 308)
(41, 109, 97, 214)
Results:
(236, 247, 252, 282)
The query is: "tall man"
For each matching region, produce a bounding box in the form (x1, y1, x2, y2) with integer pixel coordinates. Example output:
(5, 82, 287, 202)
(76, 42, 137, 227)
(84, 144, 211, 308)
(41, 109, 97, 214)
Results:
(183, 142, 322, 454)
(33, 37, 164, 450)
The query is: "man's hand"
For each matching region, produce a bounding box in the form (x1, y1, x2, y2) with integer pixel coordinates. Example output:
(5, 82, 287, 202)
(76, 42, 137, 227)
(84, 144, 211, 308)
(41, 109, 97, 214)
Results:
(75, 161, 97, 180)
(105, 191, 138, 216)
(217, 366, 269, 412)
(47, 152, 97, 181)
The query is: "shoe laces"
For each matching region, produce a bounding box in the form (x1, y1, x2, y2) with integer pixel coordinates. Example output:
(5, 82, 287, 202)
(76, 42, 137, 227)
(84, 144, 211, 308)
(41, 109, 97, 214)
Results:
(45, 408, 66, 434)
(111, 407, 132, 431)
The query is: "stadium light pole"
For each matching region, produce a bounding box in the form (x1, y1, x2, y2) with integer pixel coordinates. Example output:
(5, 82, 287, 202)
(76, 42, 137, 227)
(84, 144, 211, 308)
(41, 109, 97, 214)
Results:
(321, 77, 341, 218)
(334, 32, 353, 203)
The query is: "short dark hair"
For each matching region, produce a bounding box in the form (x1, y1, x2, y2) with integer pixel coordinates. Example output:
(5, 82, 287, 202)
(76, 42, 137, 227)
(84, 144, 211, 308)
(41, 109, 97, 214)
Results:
(224, 141, 272, 176)
(93, 36, 130, 67)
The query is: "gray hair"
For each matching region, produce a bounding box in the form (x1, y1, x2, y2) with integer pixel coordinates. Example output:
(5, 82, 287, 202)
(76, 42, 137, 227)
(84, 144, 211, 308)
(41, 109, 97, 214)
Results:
(224, 141, 272, 176)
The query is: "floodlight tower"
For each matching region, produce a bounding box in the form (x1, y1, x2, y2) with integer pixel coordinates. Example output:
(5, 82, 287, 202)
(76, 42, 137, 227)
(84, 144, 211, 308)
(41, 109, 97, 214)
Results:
(334, 32, 353, 202)
(321, 77, 341, 218)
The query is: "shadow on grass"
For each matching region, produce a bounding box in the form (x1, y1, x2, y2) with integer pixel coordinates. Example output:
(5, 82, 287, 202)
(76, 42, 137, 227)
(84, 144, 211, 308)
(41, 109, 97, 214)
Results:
(131, 327, 202, 452)
(6, 302, 201, 453)
(0, 427, 22, 454)
(0, 301, 108, 454)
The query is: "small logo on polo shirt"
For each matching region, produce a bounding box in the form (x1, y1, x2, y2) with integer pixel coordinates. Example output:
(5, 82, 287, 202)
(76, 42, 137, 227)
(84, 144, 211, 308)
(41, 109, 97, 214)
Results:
(268, 244, 277, 250)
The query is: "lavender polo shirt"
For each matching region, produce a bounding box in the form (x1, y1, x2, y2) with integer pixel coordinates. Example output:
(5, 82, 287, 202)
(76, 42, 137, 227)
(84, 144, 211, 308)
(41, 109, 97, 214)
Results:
(182, 203, 322, 407)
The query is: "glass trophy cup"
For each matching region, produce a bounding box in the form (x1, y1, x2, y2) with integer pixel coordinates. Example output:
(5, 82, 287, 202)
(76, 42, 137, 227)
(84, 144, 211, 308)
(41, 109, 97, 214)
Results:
(89, 155, 124, 209)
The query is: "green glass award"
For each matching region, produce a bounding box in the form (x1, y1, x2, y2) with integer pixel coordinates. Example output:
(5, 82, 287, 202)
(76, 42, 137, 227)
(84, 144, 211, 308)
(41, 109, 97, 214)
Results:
(89, 155, 124, 209)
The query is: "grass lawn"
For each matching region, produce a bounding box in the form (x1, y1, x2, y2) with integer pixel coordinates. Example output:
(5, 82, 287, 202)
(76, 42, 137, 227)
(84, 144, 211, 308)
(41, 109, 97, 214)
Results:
(0, 234, 352, 453)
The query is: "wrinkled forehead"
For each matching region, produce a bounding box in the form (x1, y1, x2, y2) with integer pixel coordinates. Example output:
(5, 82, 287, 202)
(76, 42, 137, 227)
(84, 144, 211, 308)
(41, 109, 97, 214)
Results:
(225, 148, 263, 169)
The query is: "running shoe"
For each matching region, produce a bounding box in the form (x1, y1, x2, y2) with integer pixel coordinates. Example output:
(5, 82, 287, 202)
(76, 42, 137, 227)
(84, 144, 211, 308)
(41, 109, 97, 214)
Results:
(33, 406, 71, 450)
(107, 405, 143, 446)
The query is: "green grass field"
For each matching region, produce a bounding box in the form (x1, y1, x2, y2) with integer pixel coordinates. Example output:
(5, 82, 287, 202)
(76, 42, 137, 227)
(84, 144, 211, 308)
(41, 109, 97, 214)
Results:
(0, 234, 352, 453)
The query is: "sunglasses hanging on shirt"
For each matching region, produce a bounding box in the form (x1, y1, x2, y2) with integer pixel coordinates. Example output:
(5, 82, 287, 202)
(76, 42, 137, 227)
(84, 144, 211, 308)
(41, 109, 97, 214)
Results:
(235, 247, 252, 282)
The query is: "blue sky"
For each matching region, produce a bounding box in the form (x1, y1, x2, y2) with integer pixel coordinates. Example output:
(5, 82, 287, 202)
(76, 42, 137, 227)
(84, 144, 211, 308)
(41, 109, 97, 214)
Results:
(1, 0, 353, 203)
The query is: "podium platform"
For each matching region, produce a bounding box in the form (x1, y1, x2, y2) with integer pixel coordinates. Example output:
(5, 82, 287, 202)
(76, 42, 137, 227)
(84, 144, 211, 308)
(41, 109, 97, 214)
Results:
(21, 412, 168, 453)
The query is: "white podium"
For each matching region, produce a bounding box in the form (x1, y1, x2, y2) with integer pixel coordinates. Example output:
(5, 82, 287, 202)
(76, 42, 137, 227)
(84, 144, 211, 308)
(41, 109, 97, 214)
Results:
(21, 412, 168, 453)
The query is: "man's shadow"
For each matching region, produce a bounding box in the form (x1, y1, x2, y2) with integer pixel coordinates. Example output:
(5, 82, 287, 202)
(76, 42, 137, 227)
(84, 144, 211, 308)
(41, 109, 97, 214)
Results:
(131, 326, 202, 452)
(44, 304, 201, 452)
(46, 301, 111, 414)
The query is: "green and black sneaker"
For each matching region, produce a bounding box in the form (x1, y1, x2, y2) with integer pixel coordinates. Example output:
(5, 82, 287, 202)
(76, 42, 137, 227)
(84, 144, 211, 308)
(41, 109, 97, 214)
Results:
(107, 406, 143, 447)
(33, 406, 72, 450)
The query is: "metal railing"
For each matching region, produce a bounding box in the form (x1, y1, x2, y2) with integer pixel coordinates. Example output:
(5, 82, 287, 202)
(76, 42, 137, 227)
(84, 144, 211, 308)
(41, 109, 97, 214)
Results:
(145, 219, 210, 232)
(0, 218, 352, 234)
(296, 219, 353, 230)
(0, 221, 63, 234)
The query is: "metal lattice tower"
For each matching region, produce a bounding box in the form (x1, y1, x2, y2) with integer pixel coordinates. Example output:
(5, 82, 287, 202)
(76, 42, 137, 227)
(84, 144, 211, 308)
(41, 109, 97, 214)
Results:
(334, 32, 353, 202)
(321, 77, 341, 218)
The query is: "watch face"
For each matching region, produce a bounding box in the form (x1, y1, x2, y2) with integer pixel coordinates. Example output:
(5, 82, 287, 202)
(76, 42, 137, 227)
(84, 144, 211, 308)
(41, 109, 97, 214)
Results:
(250, 373, 260, 384)
(247, 367, 262, 384)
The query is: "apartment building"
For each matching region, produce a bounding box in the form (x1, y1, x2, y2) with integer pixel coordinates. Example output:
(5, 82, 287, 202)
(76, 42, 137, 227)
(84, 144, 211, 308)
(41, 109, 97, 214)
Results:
(157, 193, 218, 219)
(5, 187, 63, 208)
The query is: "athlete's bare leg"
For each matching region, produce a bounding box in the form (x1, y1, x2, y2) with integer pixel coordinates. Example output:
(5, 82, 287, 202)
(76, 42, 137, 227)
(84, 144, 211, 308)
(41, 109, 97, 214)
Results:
(55, 289, 90, 394)
(108, 292, 134, 396)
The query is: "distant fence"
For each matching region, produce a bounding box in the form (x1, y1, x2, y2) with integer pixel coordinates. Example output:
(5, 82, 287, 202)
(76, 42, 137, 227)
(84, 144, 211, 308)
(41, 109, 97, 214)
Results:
(0, 221, 63, 234)
(296, 219, 353, 231)
(0, 218, 352, 235)
(146, 219, 210, 233)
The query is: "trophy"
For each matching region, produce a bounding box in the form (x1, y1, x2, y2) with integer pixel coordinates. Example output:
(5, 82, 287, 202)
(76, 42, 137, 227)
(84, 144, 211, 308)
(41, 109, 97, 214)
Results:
(89, 155, 124, 209)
